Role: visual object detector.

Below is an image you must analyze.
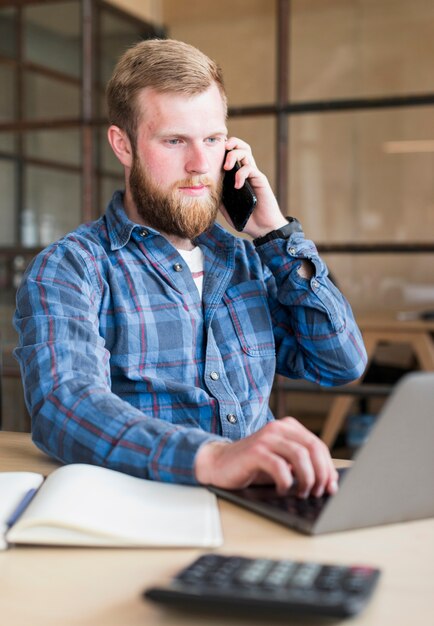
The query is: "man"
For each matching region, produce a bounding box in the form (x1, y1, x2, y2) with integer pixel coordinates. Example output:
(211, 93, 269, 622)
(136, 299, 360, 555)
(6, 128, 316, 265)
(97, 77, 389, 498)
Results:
(14, 39, 366, 499)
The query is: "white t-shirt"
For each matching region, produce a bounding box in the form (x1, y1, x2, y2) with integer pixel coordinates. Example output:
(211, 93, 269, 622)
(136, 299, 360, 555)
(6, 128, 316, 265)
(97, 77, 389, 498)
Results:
(177, 246, 205, 298)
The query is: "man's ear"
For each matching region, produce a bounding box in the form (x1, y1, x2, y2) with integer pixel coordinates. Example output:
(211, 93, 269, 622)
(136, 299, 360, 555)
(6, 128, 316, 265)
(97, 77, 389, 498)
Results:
(107, 125, 133, 168)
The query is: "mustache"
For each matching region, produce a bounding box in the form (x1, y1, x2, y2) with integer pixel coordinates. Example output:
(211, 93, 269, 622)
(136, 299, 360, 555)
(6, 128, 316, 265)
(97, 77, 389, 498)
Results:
(175, 175, 219, 189)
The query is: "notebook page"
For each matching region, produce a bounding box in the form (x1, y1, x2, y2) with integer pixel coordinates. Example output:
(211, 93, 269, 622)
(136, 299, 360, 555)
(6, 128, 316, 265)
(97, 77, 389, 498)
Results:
(7, 464, 222, 547)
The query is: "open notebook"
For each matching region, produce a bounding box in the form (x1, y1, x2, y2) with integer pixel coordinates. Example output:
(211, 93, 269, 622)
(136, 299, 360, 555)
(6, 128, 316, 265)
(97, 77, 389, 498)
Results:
(0, 463, 222, 549)
(211, 372, 434, 535)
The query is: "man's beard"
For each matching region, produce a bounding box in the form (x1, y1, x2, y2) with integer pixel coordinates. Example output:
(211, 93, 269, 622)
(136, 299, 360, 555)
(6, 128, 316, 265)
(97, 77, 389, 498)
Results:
(129, 155, 222, 241)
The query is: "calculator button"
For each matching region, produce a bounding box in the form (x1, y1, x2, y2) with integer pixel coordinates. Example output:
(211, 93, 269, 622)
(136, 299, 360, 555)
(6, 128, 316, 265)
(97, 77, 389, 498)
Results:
(237, 559, 274, 585)
(316, 566, 346, 590)
(291, 563, 321, 588)
(209, 558, 243, 586)
(262, 561, 297, 588)
(344, 567, 376, 593)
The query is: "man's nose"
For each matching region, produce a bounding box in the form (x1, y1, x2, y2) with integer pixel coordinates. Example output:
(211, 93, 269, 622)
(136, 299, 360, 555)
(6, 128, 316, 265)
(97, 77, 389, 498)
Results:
(185, 144, 210, 175)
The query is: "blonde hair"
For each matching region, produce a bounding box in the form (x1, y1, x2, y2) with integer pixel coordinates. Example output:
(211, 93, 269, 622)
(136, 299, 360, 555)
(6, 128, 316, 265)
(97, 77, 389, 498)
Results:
(106, 38, 227, 148)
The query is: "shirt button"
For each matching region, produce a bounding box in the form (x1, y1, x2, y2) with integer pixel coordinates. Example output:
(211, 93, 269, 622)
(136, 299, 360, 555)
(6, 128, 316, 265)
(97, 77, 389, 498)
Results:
(311, 279, 319, 289)
(226, 413, 238, 424)
(289, 247, 296, 255)
(140, 229, 148, 237)
(210, 371, 220, 381)
(173, 263, 183, 272)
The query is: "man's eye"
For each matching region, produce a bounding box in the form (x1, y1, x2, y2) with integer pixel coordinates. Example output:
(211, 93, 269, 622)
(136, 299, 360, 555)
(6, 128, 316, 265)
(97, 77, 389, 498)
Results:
(205, 137, 220, 144)
(166, 138, 182, 145)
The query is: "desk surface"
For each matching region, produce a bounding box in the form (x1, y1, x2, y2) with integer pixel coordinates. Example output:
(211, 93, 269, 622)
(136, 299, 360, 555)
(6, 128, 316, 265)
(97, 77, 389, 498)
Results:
(1, 431, 433, 626)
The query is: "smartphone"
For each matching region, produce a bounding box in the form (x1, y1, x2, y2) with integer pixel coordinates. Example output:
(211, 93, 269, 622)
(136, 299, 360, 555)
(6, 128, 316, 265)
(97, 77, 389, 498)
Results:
(222, 156, 257, 232)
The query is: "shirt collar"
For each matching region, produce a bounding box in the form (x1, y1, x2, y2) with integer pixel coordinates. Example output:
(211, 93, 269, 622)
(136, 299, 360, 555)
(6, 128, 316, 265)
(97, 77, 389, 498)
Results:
(105, 190, 156, 251)
(105, 189, 237, 252)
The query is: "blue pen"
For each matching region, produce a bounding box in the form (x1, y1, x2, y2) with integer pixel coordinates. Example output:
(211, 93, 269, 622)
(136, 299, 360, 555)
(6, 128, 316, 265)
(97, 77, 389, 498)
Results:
(6, 488, 39, 528)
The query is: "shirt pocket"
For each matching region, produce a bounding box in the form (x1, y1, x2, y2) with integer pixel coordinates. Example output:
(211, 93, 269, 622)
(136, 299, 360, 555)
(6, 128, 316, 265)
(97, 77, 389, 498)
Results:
(223, 280, 275, 357)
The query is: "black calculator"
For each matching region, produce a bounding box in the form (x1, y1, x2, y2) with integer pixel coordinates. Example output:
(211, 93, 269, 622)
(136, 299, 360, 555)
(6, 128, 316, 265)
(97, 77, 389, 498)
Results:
(144, 553, 381, 619)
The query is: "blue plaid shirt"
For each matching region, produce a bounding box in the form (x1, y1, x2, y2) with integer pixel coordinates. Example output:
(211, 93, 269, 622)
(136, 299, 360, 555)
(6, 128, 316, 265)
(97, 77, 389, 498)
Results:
(14, 191, 366, 484)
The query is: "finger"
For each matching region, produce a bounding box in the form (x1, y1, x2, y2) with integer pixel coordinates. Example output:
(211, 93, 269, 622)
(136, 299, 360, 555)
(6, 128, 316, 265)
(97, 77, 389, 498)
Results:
(259, 453, 295, 495)
(225, 136, 252, 154)
(279, 418, 335, 497)
(243, 445, 295, 494)
(223, 158, 256, 191)
(223, 149, 251, 173)
(306, 437, 334, 497)
(234, 164, 256, 189)
(326, 468, 340, 495)
(282, 440, 316, 498)
(307, 438, 338, 497)
(224, 140, 254, 169)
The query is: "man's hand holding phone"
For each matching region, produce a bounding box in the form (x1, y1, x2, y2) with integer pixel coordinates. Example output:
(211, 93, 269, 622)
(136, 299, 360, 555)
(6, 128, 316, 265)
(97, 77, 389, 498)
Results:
(221, 138, 288, 238)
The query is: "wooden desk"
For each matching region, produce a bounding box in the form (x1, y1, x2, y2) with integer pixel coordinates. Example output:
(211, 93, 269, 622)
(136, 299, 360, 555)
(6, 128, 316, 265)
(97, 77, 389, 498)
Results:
(1, 432, 433, 626)
(320, 312, 434, 447)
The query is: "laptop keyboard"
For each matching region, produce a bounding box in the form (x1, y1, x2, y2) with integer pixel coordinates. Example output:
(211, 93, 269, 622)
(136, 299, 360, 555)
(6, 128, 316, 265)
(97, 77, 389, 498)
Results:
(232, 486, 330, 522)
(231, 468, 348, 523)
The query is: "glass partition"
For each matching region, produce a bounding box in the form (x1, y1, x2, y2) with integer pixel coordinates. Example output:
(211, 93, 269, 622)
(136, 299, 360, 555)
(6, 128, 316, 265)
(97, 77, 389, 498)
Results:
(0, 7, 17, 58)
(99, 9, 149, 86)
(0, 160, 17, 246)
(24, 165, 81, 246)
(289, 107, 434, 244)
(163, 0, 277, 107)
(23, 1, 81, 78)
(290, 0, 434, 101)
(24, 71, 80, 119)
(0, 65, 16, 123)
(0, 1, 159, 253)
(25, 129, 81, 166)
(0, 132, 16, 153)
(324, 253, 434, 314)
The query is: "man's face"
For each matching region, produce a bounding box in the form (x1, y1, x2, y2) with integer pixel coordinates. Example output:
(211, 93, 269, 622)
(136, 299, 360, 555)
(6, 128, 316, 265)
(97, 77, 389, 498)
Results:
(128, 84, 228, 240)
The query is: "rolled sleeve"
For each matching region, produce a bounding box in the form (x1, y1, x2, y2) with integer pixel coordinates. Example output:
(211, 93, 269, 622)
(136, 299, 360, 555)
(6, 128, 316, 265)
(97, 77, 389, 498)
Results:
(255, 233, 367, 385)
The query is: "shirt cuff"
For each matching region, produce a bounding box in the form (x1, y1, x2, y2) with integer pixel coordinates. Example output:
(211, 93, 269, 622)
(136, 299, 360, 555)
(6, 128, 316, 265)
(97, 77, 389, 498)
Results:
(147, 427, 229, 485)
(255, 233, 327, 280)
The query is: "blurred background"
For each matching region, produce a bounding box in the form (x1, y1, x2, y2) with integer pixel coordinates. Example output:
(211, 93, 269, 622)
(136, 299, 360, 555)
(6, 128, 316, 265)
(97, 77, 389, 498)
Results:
(1, 0, 433, 455)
